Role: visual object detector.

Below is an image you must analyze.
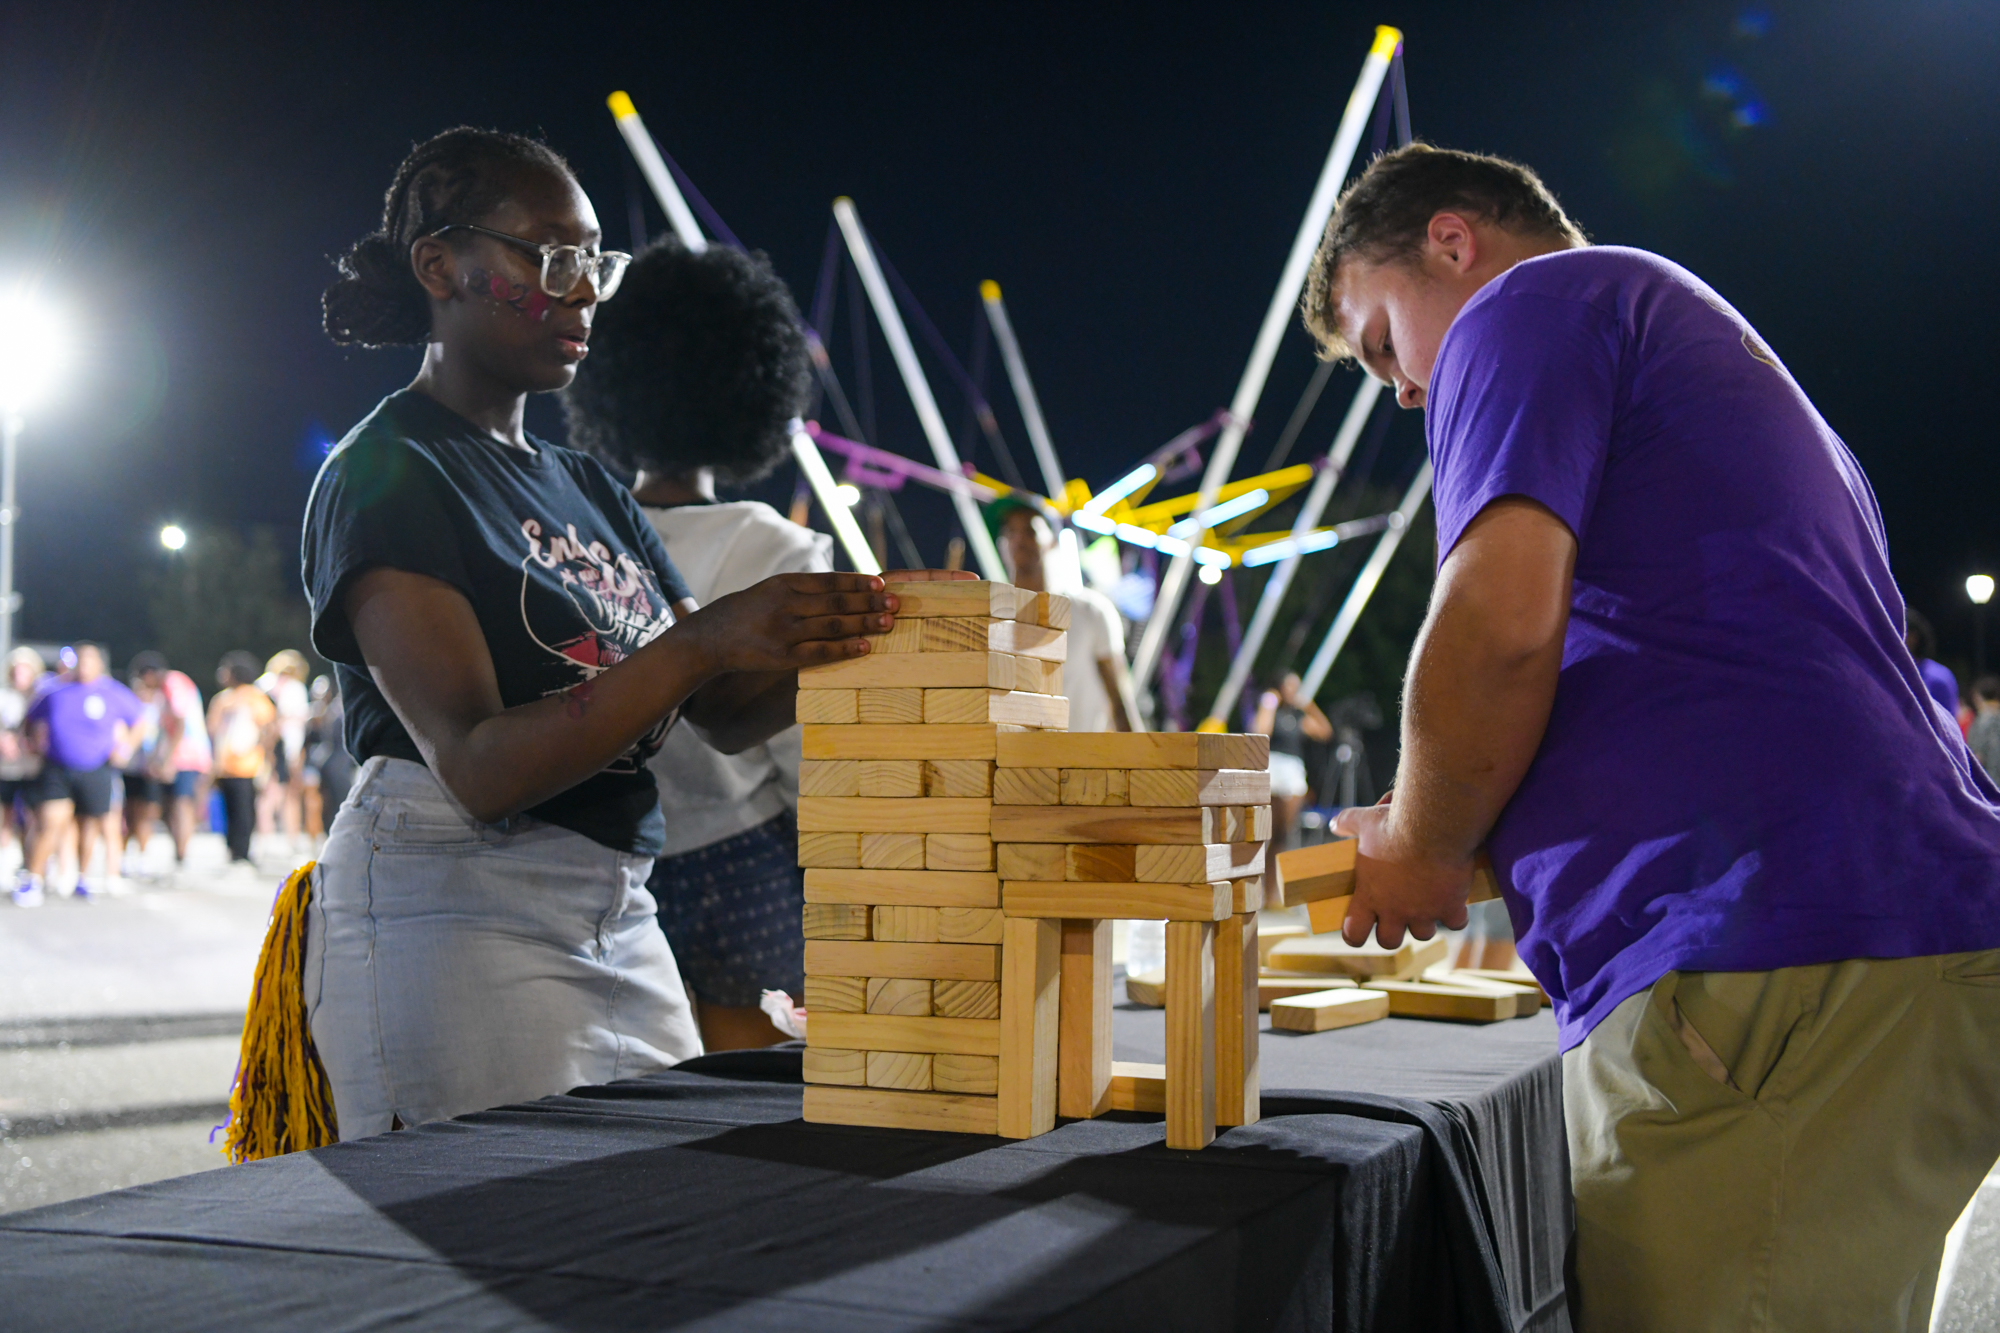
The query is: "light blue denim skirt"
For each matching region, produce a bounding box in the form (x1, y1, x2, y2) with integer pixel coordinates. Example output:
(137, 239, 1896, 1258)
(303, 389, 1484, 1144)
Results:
(303, 757, 701, 1140)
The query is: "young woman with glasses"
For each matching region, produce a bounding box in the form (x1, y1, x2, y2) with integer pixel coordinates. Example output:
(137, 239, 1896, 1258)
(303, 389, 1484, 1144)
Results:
(302, 127, 926, 1138)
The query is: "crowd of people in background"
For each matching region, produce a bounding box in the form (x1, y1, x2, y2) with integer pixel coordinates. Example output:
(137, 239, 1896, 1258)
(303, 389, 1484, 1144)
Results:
(3, 643, 352, 906)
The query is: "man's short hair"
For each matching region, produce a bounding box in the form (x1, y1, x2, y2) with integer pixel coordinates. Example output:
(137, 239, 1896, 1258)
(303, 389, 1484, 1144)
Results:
(1975, 676, 2000, 705)
(1301, 142, 1586, 360)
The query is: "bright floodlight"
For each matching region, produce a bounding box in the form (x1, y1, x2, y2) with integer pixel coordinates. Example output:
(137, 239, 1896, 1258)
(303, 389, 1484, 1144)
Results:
(832, 483, 861, 508)
(0, 287, 69, 413)
(1197, 563, 1223, 586)
(1968, 575, 1995, 606)
(160, 524, 187, 551)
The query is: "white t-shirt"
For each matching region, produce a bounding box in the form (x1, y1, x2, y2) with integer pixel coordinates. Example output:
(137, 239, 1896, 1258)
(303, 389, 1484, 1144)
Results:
(1060, 586, 1127, 733)
(259, 672, 311, 760)
(644, 500, 833, 857)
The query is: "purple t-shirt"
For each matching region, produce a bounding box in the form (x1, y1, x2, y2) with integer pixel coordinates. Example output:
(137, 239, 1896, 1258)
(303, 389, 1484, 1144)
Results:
(25, 677, 144, 772)
(1427, 246, 2000, 1049)
(1920, 658, 1960, 718)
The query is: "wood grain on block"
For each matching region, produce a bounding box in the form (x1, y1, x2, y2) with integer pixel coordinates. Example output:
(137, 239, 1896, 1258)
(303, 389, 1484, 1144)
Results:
(1217, 805, 1271, 845)
(1274, 838, 1357, 907)
(992, 766, 1060, 805)
(804, 724, 1000, 761)
(802, 1048, 866, 1085)
(1269, 988, 1391, 1033)
(938, 907, 1004, 945)
(805, 941, 999, 982)
(808, 1012, 1002, 1056)
(1302, 854, 1503, 934)
(1457, 968, 1549, 1002)
(1134, 841, 1266, 883)
(985, 620, 1068, 661)
(802, 903, 869, 941)
(1034, 592, 1072, 631)
(923, 759, 993, 798)
(1002, 880, 1232, 922)
(796, 689, 859, 725)
(1265, 932, 1448, 979)
(860, 833, 927, 870)
(1361, 979, 1517, 1022)
(798, 832, 863, 868)
(858, 687, 924, 724)
(799, 759, 861, 797)
(925, 688, 1069, 728)
(866, 1050, 932, 1090)
(1257, 923, 1309, 964)
(990, 805, 1217, 846)
(803, 1085, 999, 1134)
(1123, 970, 1165, 1007)
(998, 843, 1065, 881)
(1058, 919, 1112, 1119)
(864, 617, 926, 653)
(1230, 877, 1263, 913)
(1016, 657, 1065, 696)
(932, 1053, 999, 1095)
(998, 916, 1061, 1140)
(800, 651, 1022, 692)
(926, 833, 994, 871)
(1247, 806, 1272, 841)
(802, 976, 865, 1013)
(1065, 843, 1137, 881)
(996, 732, 1268, 772)
(1127, 768, 1273, 807)
(805, 868, 999, 909)
(872, 905, 940, 943)
(932, 979, 1001, 1019)
(858, 759, 925, 798)
(1106, 1061, 1166, 1113)
(1060, 768, 1128, 806)
(907, 616, 995, 653)
(1165, 919, 1217, 1150)
(1259, 973, 1359, 1009)
(1215, 912, 1259, 1128)
(882, 578, 1021, 619)
(798, 797, 991, 836)
(1436, 971, 1542, 1016)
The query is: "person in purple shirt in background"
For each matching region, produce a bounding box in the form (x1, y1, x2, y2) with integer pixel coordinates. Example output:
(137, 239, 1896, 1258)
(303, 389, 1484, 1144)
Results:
(18, 642, 144, 904)
(1302, 143, 2000, 1330)
(1906, 607, 1961, 720)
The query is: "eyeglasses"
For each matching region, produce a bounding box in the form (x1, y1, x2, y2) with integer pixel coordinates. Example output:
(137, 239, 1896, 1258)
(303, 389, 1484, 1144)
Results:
(427, 224, 631, 300)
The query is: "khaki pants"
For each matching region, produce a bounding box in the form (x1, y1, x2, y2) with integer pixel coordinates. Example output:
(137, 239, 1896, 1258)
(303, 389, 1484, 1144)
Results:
(1564, 951, 2000, 1332)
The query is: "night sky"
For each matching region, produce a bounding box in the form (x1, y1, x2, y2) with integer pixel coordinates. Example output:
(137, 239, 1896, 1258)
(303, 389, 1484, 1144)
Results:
(1, 2, 1995, 677)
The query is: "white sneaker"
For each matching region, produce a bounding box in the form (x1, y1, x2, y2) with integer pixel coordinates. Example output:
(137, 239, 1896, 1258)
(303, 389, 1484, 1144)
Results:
(11, 873, 43, 908)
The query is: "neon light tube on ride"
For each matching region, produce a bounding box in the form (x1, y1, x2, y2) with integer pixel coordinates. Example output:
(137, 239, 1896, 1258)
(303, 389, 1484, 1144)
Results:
(1115, 523, 1160, 549)
(1166, 488, 1269, 540)
(1070, 511, 1115, 535)
(1080, 464, 1157, 517)
(1192, 547, 1232, 567)
(1243, 529, 1341, 567)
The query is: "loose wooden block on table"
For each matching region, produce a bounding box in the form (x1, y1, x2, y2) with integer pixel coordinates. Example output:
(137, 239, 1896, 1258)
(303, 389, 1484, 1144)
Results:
(1124, 970, 1165, 1007)
(857, 688, 924, 724)
(857, 759, 924, 798)
(990, 805, 1222, 846)
(1133, 841, 1266, 883)
(1105, 1061, 1166, 1114)
(1257, 923, 1309, 964)
(992, 767, 1060, 806)
(798, 797, 991, 836)
(798, 832, 863, 868)
(996, 732, 1269, 772)
(801, 903, 869, 941)
(808, 1012, 1001, 1056)
(1264, 932, 1448, 979)
(796, 689, 859, 725)
(933, 979, 1001, 1019)
(803, 1085, 999, 1134)
(1269, 988, 1391, 1032)
(865, 977, 932, 1016)
(805, 941, 1000, 982)
(1215, 912, 1259, 1128)
(1127, 768, 1273, 808)
(998, 843, 1065, 881)
(872, 904, 940, 943)
(860, 832, 926, 870)
(866, 1050, 933, 1090)
(1058, 919, 1112, 1119)
(1436, 971, 1543, 1016)
(805, 868, 999, 909)
(1361, 979, 1517, 1022)
(998, 916, 1060, 1139)
(932, 1053, 999, 1095)
(804, 976, 866, 1013)
(1001, 880, 1232, 922)
(1456, 968, 1549, 1003)
(1060, 768, 1128, 806)
(1258, 973, 1358, 1008)
(1165, 919, 1217, 1151)
(804, 724, 1001, 762)
(926, 834, 994, 871)
(923, 759, 993, 798)
(938, 906, 1004, 944)
(802, 1048, 865, 1086)
(798, 759, 861, 797)
(924, 689, 1069, 728)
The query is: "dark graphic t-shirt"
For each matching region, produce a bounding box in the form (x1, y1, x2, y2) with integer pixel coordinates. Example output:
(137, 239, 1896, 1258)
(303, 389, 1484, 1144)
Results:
(301, 390, 691, 854)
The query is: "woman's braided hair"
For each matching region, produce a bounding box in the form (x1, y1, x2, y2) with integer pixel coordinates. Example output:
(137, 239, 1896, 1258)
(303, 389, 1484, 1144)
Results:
(323, 128, 573, 348)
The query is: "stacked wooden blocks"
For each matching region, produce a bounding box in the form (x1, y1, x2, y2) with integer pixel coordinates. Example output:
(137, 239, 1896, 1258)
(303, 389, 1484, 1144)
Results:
(991, 731, 1272, 1150)
(797, 579, 1071, 1138)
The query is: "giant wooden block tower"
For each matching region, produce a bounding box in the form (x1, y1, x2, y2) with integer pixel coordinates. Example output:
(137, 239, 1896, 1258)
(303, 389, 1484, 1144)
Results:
(797, 579, 1271, 1150)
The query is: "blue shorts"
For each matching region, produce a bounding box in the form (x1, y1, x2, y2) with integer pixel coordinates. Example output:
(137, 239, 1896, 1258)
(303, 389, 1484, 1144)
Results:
(649, 811, 805, 1008)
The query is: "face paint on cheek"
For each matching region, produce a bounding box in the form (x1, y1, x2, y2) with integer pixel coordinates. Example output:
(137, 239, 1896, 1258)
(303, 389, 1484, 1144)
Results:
(521, 289, 552, 321)
(465, 266, 544, 320)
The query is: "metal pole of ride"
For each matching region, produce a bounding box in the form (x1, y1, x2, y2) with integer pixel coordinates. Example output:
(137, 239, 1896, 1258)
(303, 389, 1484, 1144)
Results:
(1129, 24, 1403, 691)
(0, 412, 17, 665)
(979, 281, 1067, 500)
(833, 198, 1007, 582)
(1202, 377, 1383, 729)
(1298, 460, 1431, 699)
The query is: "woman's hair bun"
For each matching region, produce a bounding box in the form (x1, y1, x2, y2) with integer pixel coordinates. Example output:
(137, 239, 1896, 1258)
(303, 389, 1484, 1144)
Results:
(322, 233, 430, 348)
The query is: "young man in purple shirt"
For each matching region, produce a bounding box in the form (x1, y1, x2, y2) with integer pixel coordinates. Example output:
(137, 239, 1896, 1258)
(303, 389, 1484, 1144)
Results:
(1303, 143, 2000, 1329)
(20, 642, 144, 902)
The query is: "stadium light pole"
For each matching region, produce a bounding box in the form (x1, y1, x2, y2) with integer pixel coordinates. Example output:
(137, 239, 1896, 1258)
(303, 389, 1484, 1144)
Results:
(0, 286, 70, 665)
(1968, 574, 1994, 678)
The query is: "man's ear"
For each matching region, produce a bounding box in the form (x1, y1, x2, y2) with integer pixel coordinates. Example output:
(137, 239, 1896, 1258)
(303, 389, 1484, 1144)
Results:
(409, 237, 458, 302)
(1425, 212, 1478, 275)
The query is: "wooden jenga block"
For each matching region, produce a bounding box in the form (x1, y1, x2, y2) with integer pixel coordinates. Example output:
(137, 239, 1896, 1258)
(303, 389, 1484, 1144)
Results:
(872, 905, 940, 943)
(802, 903, 870, 941)
(1066, 843, 1137, 881)
(992, 767, 1060, 805)
(799, 797, 990, 835)
(991, 805, 1220, 845)
(1231, 877, 1263, 913)
(1257, 923, 1309, 963)
(858, 688, 924, 724)
(932, 1053, 999, 1095)
(1059, 919, 1112, 1119)
(1165, 920, 1217, 1150)
(798, 832, 863, 868)
(1215, 912, 1258, 1129)
(1361, 979, 1516, 1022)
(864, 617, 927, 653)
(1060, 769, 1128, 806)
(1301, 854, 1503, 934)
(865, 978, 932, 1016)
(803, 976, 866, 1013)
(909, 616, 993, 653)
(796, 689, 859, 725)
(858, 759, 925, 798)
(923, 759, 993, 798)
(932, 979, 1001, 1019)
(1039, 593, 1072, 630)
(999, 916, 1061, 1139)
(805, 724, 1001, 761)
(984, 620, 1068, 660)
(866, 1051, 933, 1090)
(1124, 970, 1165, 1006)
(1016, 657, 1065, 695)
(1001, 881, 1232, 922)
(805, 941, 999, 982)
(926, 833, 994, 871)
(1269, 988, 1390, 1032)
(1275, 839, 1356, 906)
(1134, 842, 1266, 882)
(1258, 973, 1358, 1008)
(1435, 971, 1543, 1016)
(996, 732, 1268, 771)
(802, 1048, 866, 1085)
(998, 842, 1065, 880)
(938, 907, 1004, 944)
(809, 1013, 1001, 1056)
(926, 689, 1069, 728)
(860, 832, 926, 870)
(805, 868, 999, 908)
(1105, 1061, 1165, 1113)
(803, 1085, 998, 1134)
(1456, 968, 1549, 1003)
(800, 651, 1022, 692)
(1127, 768, 1273, 807)
(1247, 805, 1272, 841)
(883, 578, 1024, 619)
(1265, 933, 1448, 979)
(798, 759, 861, 797)
(1218, 806, 1246, 844)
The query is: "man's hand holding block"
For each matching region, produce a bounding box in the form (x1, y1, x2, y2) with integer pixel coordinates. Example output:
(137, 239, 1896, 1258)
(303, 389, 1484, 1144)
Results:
(1275, 840, 1503, 935)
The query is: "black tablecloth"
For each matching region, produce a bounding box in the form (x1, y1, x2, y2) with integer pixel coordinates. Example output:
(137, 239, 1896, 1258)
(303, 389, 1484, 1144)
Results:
(0, 993, 1569, 1332)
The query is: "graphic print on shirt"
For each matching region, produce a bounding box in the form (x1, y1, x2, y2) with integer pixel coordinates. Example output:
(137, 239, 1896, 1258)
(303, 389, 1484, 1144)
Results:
(519, 517, 678, 771)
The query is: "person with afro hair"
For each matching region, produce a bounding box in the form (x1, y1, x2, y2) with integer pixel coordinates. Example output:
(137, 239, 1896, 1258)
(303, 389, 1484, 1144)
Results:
(564, 238, 829, 1051)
